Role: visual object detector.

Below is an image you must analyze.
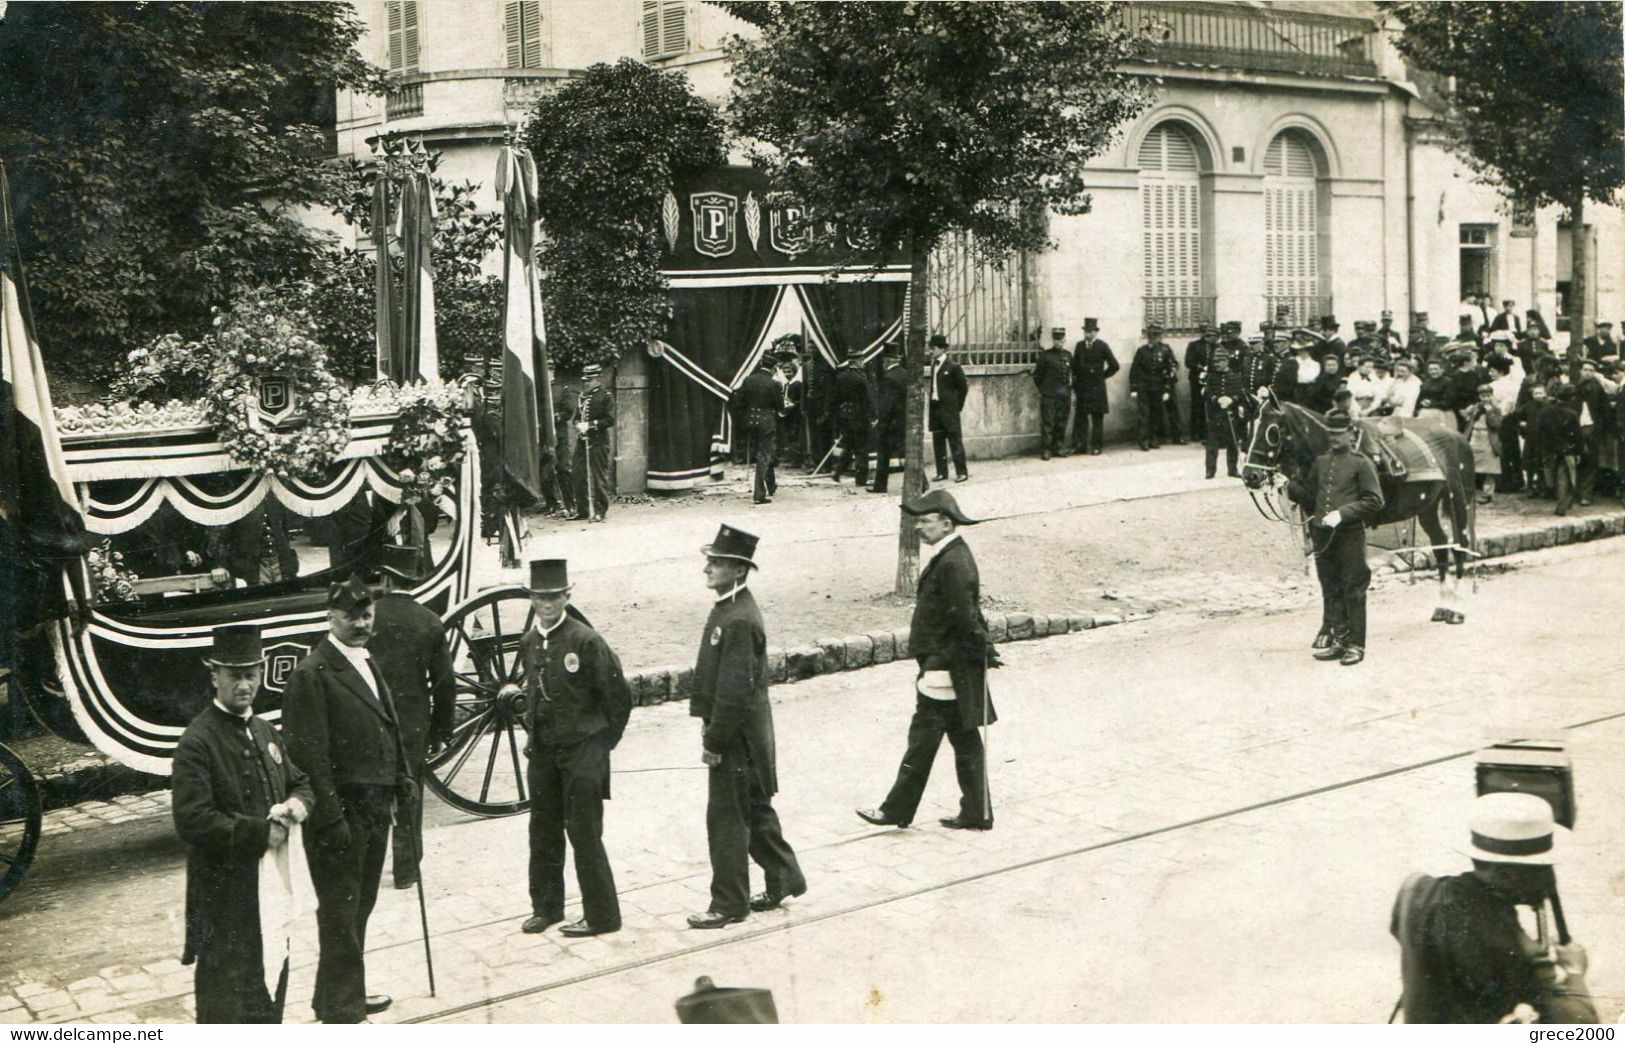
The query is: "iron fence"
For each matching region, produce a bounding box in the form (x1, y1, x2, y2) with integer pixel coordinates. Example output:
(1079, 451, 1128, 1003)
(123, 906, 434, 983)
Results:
(1265, 296, 1333, 330)
(929, 232, 1041, 367)
(1121, 2, 1377, 79)
(1143, 295, 1216, 335)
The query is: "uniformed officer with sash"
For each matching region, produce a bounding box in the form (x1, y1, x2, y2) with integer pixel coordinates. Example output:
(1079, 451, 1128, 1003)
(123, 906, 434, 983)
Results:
(519, 559, 632, 937)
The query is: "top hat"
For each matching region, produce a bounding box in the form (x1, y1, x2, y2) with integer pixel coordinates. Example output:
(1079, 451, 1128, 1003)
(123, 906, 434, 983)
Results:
(528, 559, 572, 594)
(1083, 317, 1099, 332)
(1320, 314, 1339, 328)
(881, 339, 903, 358)
(928, 333, 949, 350)
(582, 362, 603, 376)
(380, 543, 426, 583)
(702, 524, 760, 569)
(901, 489, 980, 525)
(203, 623, 264, 668)
(1464, 791, 1562, 865)
(675, 977, 779, 1025)
(1324, 409, 1354, 433)
(327, 575, 375, 614)
(1525, 309, 1542, 319)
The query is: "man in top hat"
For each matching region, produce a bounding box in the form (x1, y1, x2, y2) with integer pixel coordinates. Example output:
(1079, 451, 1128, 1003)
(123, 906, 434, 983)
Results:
(571, 362, 615, 522)
(1031, 326, 1073, 460)
(871, 339, 909, 493)
(928, 334, 970, 482)
(171, 623, 313, 1023)
(1283, 409, 1384, 666)
(519, 559, 632, 937)
(1129, 321, 1181, 450)
(281, 576, 411, 1023)
(1391, 792, 1596, 1024)
(1183, 322, 1214, 442)
(1318, 314, 1346, 367)
(368, 544, 455, 891)
(1378, 310, 1404, 355)
(857, 490, 997, 832)
(829, 347, 875, 487)
(688, 525, 806, 928)
(1070, 318, 1120, 456)
(737, 354, 783, 505)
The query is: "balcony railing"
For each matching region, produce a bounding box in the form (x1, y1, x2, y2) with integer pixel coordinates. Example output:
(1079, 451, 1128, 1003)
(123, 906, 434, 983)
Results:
(385, 83, 423, 121)
(1144, 295, 1216, 335)
(1266, 295, 1333, 330)
(503, 73, 573, 113)
(1121, 2, 1377, 79)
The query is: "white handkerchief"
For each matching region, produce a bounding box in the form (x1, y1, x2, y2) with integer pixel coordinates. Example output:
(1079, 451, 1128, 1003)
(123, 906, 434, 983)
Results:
(917, 670, 957, 701)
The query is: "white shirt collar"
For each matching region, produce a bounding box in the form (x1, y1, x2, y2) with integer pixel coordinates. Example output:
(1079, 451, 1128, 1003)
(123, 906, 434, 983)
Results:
(327, 633, 371, 664)
(213, 698, 252, 721)
(534, 613, 569, 639)
(715, 581, 749, 604)
(919, 531, 963, 569)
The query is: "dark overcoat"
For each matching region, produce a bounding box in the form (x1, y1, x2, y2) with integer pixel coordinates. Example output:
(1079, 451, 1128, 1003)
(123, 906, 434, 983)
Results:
(691, 588, 778, 795)
(1032, 346, 1072, 398)
(172, 704, 313, 1018)
(908, 537, 997, 731)
(877, 364, 908, 437)
(929, 358, 968, 430)
(368, 592, 455, 763)
(1071, 338, 1120, 414)
(737, 369, 781, 433)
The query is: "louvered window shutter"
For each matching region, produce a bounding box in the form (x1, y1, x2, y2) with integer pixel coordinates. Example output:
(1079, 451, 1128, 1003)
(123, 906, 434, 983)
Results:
(388, 1, 403, 73)
(1139, 124, 1202, 305)
(506, 1, 544, 67)
(1263, 132, 1319, 303)
(661, 1, 686, 56)
(505, 2, 523, 67)
(388, 1, 420, 74)
(642, 1, 661, 57)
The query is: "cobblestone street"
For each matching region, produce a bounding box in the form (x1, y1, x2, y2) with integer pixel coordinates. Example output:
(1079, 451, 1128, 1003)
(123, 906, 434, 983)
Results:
(2, 538, 1621, 1024)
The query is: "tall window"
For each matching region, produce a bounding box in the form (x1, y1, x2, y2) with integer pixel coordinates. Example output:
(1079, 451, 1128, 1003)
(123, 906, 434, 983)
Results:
(1139, 122, 1206, 331)
(1459, 224, 1497, 304)
(386, 1, 421, 75)
(1263, 130, 1323, 326)
(505, 2, 547, 68)
(642, 0, 687, 60)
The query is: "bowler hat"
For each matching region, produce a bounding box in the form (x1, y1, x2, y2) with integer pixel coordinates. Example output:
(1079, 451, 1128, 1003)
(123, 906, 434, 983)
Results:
(675, 977, 778, 1024)
(1463, 792, 1563, 866)
(203, 623, 264, 668)
(1083, 317, 1099, 332)
(380, 543, 426, 583)
(528, 559, 572, 593)
(327, 575, 374, 613)
(901, 489, 980, 525)
(928, 333, 948, 349)
(702, 524, 760, 569)
(1324, 409, 1354, 432)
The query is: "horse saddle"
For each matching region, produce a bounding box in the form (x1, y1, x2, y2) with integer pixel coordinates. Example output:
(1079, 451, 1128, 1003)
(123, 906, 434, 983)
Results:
(1355, 418, 1445, 483)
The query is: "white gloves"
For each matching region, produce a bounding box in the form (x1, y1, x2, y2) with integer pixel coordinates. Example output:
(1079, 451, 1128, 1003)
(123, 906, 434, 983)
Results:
(1321, 509, 1343, 527)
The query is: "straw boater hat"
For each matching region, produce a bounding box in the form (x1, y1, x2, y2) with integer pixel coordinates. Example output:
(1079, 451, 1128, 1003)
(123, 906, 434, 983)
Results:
(203, 623, 264, 668)
(528, 559, 572, 594)
(702, 524, 760, 569)
(901, 489, 980, 526)
(1462, 792, 1563, 865)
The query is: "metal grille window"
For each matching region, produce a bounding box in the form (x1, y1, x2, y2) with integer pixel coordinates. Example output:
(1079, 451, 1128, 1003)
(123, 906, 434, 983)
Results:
(1264, 131, 1321, 326)
(1139, 123, 1208, 332)
(929, 232, 1038, 367)
(386, 1, 421, 75)
(505, 1, 547, 68)
(642, 0, 687, 60)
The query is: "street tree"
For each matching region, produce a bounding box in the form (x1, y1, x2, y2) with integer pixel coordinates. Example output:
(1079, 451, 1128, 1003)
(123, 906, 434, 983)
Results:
(721, 1, 1160, 593)
(523, 58, 726, 373)
(0, 1, 383, 384)
(1384, 2, 1624, 341)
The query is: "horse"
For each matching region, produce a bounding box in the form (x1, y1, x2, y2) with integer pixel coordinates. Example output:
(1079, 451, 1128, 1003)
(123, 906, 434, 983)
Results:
(1240, 395, 1478, 634)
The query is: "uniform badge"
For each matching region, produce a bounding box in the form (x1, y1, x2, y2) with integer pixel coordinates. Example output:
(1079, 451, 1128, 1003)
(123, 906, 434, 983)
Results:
(710, 626, 722, 646)
(564, 652, 580, 674)
(268, 742, 283, 765)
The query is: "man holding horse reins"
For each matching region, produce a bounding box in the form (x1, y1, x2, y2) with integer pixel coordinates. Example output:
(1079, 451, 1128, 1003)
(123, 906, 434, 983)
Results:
(1283, 409, 1385, 666)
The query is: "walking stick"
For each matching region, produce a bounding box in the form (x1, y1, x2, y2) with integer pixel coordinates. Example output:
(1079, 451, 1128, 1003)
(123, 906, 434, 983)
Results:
(810, 436, 842, 477)
(408, 778, 436, 997)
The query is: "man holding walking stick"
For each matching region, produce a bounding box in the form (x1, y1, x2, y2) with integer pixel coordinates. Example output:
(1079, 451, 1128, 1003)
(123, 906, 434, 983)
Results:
(572, 362, 615, 523)
(856, 490, 998, 832)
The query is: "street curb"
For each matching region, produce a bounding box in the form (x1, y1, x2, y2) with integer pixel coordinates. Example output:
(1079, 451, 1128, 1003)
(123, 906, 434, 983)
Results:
(31, 507, 1625, 809)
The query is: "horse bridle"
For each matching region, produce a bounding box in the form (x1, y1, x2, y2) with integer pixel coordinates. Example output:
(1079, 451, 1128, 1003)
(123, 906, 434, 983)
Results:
(1242, 388, 1292, 524)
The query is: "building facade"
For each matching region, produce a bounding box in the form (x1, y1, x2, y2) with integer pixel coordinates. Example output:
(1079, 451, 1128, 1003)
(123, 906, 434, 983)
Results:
(328, 0, 1625, 476)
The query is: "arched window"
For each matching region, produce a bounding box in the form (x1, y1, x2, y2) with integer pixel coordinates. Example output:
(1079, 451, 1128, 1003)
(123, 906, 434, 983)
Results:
(1263, 130, 1328, 327)
(1139, 122, 1209, 333)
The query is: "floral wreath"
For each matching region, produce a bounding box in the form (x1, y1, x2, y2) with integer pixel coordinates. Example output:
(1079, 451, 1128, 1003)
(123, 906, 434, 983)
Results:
(383, 381, 468, 505)
(87, 540, 139, 603)
(200, 293, 352, 481)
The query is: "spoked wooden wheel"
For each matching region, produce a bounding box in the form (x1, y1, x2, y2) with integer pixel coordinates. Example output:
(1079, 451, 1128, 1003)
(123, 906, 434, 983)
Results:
(425, 585, 534, 817)
(0, 742, 43, 903)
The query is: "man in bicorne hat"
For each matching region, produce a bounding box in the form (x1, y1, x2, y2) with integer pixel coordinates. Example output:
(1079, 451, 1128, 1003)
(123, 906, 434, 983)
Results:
(1284, 409, 1383, 666)
(571, 362, 615, 522)
(857, 490, 997, 832)
(172, 623, 313, 1023)
(1391, 792, 1597, 1024)
(369, 544, 455, 891)
(282, 576, 411, 1023)
(519, 559, 632, 937)
(688, 525, 806, 928)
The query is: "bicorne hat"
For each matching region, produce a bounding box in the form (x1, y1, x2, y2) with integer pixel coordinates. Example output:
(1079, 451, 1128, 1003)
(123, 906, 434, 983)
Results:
(528, 559, 572, 594)
(203, 623, 264, 668)
(901, 489, 980, 526)
(380, 543, 426, 583)
(702, 524, 760, 569)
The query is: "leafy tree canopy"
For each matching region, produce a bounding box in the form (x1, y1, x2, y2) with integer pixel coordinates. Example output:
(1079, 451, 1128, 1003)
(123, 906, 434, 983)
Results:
(523, 57, 727, 373)
(1384, 2, 1624, 212)
(722, 1, 1160, 259)
(0, 1, 385, 383)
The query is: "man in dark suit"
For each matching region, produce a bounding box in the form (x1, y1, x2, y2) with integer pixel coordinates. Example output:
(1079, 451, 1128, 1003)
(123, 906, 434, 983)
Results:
(1070, 318, 1119, 456)
(172, 624, 314, 1024)
(281, 576, 411, 1024)
(519, 559, 632, 937)
(870, 340, 908, 493)
(1032, 326, 1073, 460)
(928, 334, 970, 482)
(737, 355, 782, 505)
(218, 500, 299, 586)
(688, 525, 805, 928)
(857, 490, 997, 832)
(572, 362, 615, 522)
(1319, 315, 1348, 368)
(1488, 299, 1522, 335)
(1183, 323, 1214, 442)
(369, 544, 454, 890)
(828, 349, 874, 486)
